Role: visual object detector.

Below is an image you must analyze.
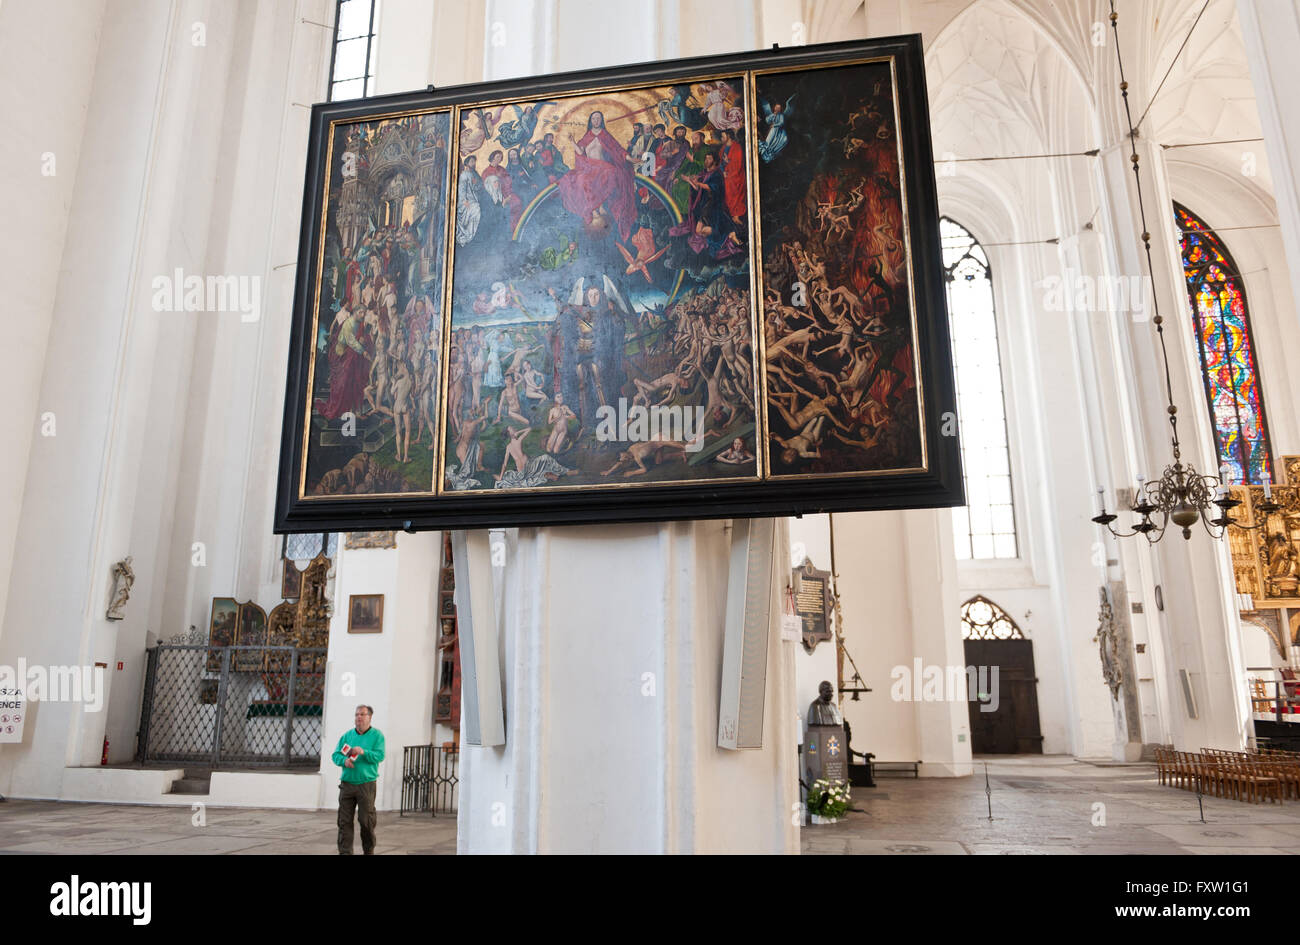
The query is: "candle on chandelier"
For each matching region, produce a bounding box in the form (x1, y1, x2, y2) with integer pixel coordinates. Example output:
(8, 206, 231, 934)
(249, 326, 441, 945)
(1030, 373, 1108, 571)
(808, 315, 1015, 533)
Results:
(1136, 475, 1145, 504)
(1096, 486, 1105, 512)
(1265, 479, 1273, 499)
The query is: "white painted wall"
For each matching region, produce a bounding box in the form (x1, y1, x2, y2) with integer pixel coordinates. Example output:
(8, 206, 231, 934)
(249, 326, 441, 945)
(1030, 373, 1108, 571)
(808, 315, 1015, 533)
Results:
(0, 0, 336, 802)
(0, 0, 107, 646)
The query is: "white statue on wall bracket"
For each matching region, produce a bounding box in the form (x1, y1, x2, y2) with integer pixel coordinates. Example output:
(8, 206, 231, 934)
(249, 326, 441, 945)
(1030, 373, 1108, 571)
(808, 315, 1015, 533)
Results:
(106, 556, 135, 621)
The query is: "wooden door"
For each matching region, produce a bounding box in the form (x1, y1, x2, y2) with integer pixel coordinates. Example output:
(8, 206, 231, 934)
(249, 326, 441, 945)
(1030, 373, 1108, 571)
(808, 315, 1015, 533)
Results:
(963, 639, 1043, 754)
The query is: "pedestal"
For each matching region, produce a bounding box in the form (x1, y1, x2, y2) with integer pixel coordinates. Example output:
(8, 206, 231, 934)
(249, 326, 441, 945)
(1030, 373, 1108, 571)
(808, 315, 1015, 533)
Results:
(804, 722, 848, 787)
(455, 520, 799, 854)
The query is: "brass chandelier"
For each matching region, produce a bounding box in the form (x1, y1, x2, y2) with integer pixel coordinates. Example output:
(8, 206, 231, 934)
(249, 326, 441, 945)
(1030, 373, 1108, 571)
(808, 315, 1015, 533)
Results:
(1091, 2, 1277, 543)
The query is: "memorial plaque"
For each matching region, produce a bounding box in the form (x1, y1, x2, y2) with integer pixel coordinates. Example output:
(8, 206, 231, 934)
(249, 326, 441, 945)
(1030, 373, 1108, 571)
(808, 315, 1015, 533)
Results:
(794, 559, 833, 651)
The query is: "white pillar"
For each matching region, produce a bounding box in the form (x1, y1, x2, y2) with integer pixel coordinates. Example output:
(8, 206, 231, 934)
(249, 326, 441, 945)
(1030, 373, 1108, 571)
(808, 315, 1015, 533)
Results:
(1238, 0, 1300, 331)
(456, 522, 798, 853)
(0, 0, 107, 642)
(905, 509, 972, 776)
(1092, 136, 1251, 752)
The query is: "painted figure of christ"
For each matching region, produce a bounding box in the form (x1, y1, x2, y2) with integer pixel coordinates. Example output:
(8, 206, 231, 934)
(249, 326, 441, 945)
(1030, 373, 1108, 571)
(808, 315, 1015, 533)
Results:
(558, 110, 637, 240)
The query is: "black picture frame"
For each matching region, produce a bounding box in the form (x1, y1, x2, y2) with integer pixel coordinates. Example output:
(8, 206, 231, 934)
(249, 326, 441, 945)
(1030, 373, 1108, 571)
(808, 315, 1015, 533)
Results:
(276, 35, 961, 533)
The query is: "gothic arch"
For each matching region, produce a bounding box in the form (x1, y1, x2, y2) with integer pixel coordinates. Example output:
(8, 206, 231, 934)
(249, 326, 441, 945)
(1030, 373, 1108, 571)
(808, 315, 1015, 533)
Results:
(960, 594, 1025, 639)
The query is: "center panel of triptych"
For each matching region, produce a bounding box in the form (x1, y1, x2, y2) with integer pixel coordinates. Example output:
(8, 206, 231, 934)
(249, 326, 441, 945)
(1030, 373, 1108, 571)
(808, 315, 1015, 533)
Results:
(303, 108, 453, 499)
(442, 78, 762, 493)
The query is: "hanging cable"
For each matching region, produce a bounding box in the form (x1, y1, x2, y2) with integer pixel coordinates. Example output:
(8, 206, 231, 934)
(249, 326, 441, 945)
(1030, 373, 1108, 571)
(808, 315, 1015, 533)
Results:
(1162, 137, 1264, 150)
(933, 149, 1100, 164)
(1110, 0, 1182, 456)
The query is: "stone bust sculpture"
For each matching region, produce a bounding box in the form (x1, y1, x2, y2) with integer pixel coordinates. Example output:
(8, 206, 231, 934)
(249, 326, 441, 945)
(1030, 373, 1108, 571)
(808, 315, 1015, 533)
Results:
(807, 680, 842, 726)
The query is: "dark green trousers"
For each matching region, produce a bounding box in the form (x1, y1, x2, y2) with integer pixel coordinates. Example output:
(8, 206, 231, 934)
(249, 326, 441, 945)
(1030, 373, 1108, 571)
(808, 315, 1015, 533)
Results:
(337, 780, 377, 855)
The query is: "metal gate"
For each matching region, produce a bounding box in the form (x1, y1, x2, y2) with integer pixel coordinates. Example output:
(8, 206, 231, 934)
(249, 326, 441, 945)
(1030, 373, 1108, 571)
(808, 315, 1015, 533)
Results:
(137, 645, 326, 767)
(400, 745, 459, 816)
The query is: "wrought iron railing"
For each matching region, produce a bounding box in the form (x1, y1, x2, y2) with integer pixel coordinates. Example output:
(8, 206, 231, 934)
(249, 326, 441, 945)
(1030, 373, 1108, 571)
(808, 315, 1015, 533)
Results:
(400, 745, 459, 816)
(137, 645, 326, 767)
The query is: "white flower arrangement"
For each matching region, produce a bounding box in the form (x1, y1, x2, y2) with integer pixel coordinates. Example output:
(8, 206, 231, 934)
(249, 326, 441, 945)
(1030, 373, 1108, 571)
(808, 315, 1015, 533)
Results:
(806, 777, 850, 820)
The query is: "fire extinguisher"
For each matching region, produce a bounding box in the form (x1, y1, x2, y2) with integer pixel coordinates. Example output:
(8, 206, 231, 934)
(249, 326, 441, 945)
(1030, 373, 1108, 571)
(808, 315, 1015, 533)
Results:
(101, 737, 109, 766)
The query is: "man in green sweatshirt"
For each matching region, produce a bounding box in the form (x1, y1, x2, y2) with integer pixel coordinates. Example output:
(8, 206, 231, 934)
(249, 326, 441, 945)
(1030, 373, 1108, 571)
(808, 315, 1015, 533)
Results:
(333, 704, 386, 855)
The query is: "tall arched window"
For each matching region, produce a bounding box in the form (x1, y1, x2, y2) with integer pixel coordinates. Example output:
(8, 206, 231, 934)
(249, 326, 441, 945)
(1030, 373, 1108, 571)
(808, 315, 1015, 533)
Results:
(942, 218, 1017, 560)
(329, 0, 378, 101)
(1175, 203, 1273, 485)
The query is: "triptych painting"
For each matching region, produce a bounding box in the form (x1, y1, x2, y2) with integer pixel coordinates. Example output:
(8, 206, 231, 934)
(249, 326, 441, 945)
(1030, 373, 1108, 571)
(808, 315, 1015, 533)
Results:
(278, 37, 960, 532)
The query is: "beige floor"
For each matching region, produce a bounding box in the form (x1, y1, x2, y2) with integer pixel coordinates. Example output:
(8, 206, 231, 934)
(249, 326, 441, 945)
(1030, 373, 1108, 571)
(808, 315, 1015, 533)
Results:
(0, 800, 457, 855)
(0, 755, 1292, 854)
(809, 754, 1300, 855)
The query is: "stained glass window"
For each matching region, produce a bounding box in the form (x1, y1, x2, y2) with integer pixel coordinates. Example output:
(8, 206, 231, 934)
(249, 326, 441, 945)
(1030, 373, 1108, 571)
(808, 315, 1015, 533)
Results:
(942, 218, 1017, 560)
(1174, 203, 1273, 485)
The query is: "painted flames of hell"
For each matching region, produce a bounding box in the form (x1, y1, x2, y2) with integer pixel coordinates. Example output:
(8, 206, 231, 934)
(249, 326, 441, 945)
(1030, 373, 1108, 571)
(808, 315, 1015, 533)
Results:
(758, 63, 921, 477)
(300, 63, 922, 499)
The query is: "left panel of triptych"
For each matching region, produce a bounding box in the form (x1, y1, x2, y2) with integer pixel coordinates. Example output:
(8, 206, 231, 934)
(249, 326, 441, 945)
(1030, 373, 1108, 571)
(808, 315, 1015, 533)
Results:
(300, 108, 453, 499)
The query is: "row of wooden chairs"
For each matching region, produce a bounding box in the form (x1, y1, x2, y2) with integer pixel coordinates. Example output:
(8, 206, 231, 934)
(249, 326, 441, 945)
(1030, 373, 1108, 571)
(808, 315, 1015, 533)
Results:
(1203, 748, 1300, 800)
(1154, 748, 1286, 804)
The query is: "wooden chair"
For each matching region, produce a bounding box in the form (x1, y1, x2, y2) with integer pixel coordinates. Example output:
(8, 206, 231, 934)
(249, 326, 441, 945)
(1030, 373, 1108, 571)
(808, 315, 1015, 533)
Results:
(1243, 760, 1282, 804)
(1256, 755, 1300, 800)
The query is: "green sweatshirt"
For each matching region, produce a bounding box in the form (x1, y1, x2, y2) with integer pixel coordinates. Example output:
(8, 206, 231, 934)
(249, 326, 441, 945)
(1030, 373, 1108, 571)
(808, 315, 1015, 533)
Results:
(333, 726, 386, 784)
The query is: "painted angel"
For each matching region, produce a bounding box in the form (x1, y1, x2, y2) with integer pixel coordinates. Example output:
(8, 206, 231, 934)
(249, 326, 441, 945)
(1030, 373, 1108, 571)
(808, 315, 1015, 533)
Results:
(495, 101, 556, 149)
(617, 227, 668, 283)
(703, 81, 744, 131)
(758, 94, 796, 163)
(459, 107, 498, 157)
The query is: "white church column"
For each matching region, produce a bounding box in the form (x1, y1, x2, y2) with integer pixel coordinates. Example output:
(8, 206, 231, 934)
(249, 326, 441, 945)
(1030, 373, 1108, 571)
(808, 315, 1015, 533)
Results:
(906, 510, 974, 775)
(456, 522, 798, 853)
(1092, 136, 1250, 752)
(1237, 0, 1300, 330)
(450, 0, 797, 854)
(0, 0, 107, 641)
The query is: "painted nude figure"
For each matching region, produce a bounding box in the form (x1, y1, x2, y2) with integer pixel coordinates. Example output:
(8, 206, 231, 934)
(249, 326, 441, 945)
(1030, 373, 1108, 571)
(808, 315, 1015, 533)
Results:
(546, 392, 577, 453)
